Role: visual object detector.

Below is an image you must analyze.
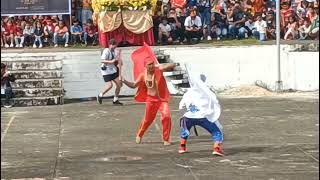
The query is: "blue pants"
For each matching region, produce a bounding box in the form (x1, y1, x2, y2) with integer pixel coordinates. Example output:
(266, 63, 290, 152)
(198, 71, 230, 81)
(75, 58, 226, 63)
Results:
(180, 117, 223, 143)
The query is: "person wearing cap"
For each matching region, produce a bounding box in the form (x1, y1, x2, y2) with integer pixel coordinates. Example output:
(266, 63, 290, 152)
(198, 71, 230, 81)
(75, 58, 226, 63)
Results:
(122, 59, 176, 146)
(97, 39, 124, 105)
(70, 19, 83, 45)
(184, 9, 202, 44)
(178, 71, 224, 156)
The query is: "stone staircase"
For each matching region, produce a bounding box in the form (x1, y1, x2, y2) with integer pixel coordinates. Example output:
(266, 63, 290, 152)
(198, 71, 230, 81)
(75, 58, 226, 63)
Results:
(1, 54, 64, 106)
(154, 50, 190, 95)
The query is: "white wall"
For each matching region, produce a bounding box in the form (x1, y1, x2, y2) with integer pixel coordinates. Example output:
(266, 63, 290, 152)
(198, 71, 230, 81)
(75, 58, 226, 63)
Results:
(2, 45, 318, 99)
(161, 45, 319, 92)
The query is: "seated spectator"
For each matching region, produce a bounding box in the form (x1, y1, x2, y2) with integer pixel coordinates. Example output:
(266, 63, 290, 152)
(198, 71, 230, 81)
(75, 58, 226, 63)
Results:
(229, 2, 247, 39)
(212, 9, 228, 40)
(284, 16, 298, 40)
(1, 21, 4, 47)
(33, 21, 44, 48)
(23, 22, 34, 47)
(14, 21, 24, 48)
(244, 16, 256, 37)
(158, 17, 173, 44)
(253, 14, 267, 41)
(309, 10, 319, 39)
(84, 19, 98, 46)
(70, 19, 83, 45)
(184, 9, 202, 44)
(43, 19, 55, 43)
(306, 6, 317, 22)
(1, 63, 16, 108)
(296, 0, 308, 18)
(298, 18, 312, 39)
(54, 20, 69, 47)
(168, 8, 185, 44)
(266, 10, 276, 39)
(3, 20, 16, 48)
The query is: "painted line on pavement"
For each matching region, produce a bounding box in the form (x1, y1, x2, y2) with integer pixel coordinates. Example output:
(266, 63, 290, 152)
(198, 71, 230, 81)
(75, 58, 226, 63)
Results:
(1, 113, 16, 144)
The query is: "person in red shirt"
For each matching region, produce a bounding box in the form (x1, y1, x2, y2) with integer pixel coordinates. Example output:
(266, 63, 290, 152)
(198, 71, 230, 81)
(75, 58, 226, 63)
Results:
(14, 21, 24, 48)
(3, 20, 16, 48)
(53, 20, 69, 47)
(83, 19, 98, 46)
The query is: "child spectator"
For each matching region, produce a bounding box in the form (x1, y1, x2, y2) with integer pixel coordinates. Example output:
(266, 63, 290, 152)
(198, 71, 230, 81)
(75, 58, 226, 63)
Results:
(3, 20, 16, 48)
(253, 14, 267, 41)
(298, 18, 311, 39)
(14, 21, 24, 48)
(70, 19, 83, 45)
(23, 22, 34, 47)
(158, 17, 172, 44)
(43, 19, 55, 43)
(284, 16, 298, 40)
(84, 19, 98, 46)
(54, 20, 69, 47)
(33, 21, 44, 48)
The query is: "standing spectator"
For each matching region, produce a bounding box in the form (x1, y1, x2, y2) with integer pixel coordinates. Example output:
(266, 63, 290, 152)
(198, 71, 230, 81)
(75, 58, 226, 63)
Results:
(198, 0, 212, 40)
(280, 2, 294, 30)
(158, 17, 172, 44)
(184, 9, 202, 44)
(82, 0, 93, 25)
(284, 16, 298, 40)
(298, 18, 312, 39)
(1, 63, 16, 108)
(250, 0, 265, 16)
(70, 19, 83, 45)
(43, 19, 55, 43)
(253, 14, 267, 41)
(14, 21, 24, 48)
(229, 3, 247, 39)
(23, 22, 34, 47)
(76, 0, 83, 26)
(33, 22, 44, 48)
(84, 19, 98, 46)
(3, 20, 16, 48)
(54, 20, 69, 47)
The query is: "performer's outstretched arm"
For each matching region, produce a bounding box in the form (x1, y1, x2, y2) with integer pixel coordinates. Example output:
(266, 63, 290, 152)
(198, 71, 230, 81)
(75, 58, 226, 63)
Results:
(122, 73, 143, 89)
(156, 63, 178, 72)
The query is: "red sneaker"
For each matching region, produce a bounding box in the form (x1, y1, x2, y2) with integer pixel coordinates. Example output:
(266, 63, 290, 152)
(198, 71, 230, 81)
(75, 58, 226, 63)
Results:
(212, 143, 224, 156)
(179, 139, 187, 154)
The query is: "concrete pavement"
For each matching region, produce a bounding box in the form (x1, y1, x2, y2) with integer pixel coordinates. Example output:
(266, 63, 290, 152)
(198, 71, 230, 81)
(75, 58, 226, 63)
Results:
(1, 95, 319, 180)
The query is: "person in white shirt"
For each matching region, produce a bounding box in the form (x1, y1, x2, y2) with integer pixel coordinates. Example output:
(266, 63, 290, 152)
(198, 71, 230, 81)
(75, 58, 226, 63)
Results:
(253, 14, 267, 41)
(178, 70, 224, 156)
(184, 9, 202, 44)
(299, 18, 312, 39)
(158, 17, 173, 44)
(97, 39, 123, 105)
(244, 16, 257, 37)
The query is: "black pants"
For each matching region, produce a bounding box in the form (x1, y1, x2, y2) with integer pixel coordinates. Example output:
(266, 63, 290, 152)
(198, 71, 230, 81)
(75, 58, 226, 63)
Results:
(24, 35, 33, 46)
(71, 34, 82, 44)
(185, 31, 201, 43)
(172, 28, 185, 42)
(1, 87, 14, 105)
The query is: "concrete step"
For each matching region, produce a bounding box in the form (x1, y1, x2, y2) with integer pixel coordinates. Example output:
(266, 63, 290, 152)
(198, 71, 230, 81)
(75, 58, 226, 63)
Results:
(2, 60, 62, 71)
(12, 79, 63, 89)
(13, 88, 64, 98)
(10, 70, 63, 79)
(171, 79, 189, 85)
(163, 70, 187, 77)
(1, 55, 58, 61)
(1, 96, 63, 106)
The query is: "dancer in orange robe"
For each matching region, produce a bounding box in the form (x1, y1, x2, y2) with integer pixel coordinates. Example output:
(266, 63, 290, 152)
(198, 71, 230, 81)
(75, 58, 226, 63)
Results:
(122, 43, 176, 145)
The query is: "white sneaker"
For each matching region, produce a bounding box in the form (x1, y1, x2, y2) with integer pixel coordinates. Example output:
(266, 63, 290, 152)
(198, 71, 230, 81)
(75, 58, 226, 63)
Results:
(4, 44, 9, 48)
(15, 44, 20, 48)
(39, 44, 43, 48)
(207, 36, 212, 41)
(33, 44, 37, 48)
(54, 44, 58, 48)
(201, 37, 204, 40)
(217, 37, 221, 41)
(10, 43, 14, 48)
(19, 44, 23, 48)
(64, 43, 68, 47)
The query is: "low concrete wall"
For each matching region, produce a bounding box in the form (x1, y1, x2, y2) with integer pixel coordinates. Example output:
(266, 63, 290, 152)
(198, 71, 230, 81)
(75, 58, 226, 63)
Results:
(161, 45, 319, 91)
(2, 45, 318, 99)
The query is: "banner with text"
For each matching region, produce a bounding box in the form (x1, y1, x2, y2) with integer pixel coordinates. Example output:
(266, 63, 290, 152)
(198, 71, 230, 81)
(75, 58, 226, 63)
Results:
(1, 0, 71, 16)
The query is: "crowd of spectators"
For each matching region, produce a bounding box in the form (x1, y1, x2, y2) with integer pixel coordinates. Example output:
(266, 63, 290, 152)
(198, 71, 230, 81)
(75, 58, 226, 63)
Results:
(1, 0, 319, 48)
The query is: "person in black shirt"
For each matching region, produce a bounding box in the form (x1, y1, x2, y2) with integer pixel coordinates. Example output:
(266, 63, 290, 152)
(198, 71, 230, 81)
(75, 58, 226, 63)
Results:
(1, 63, 16, 108)
(228, 3, 247, 39)
(33, 21, 44, 48)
